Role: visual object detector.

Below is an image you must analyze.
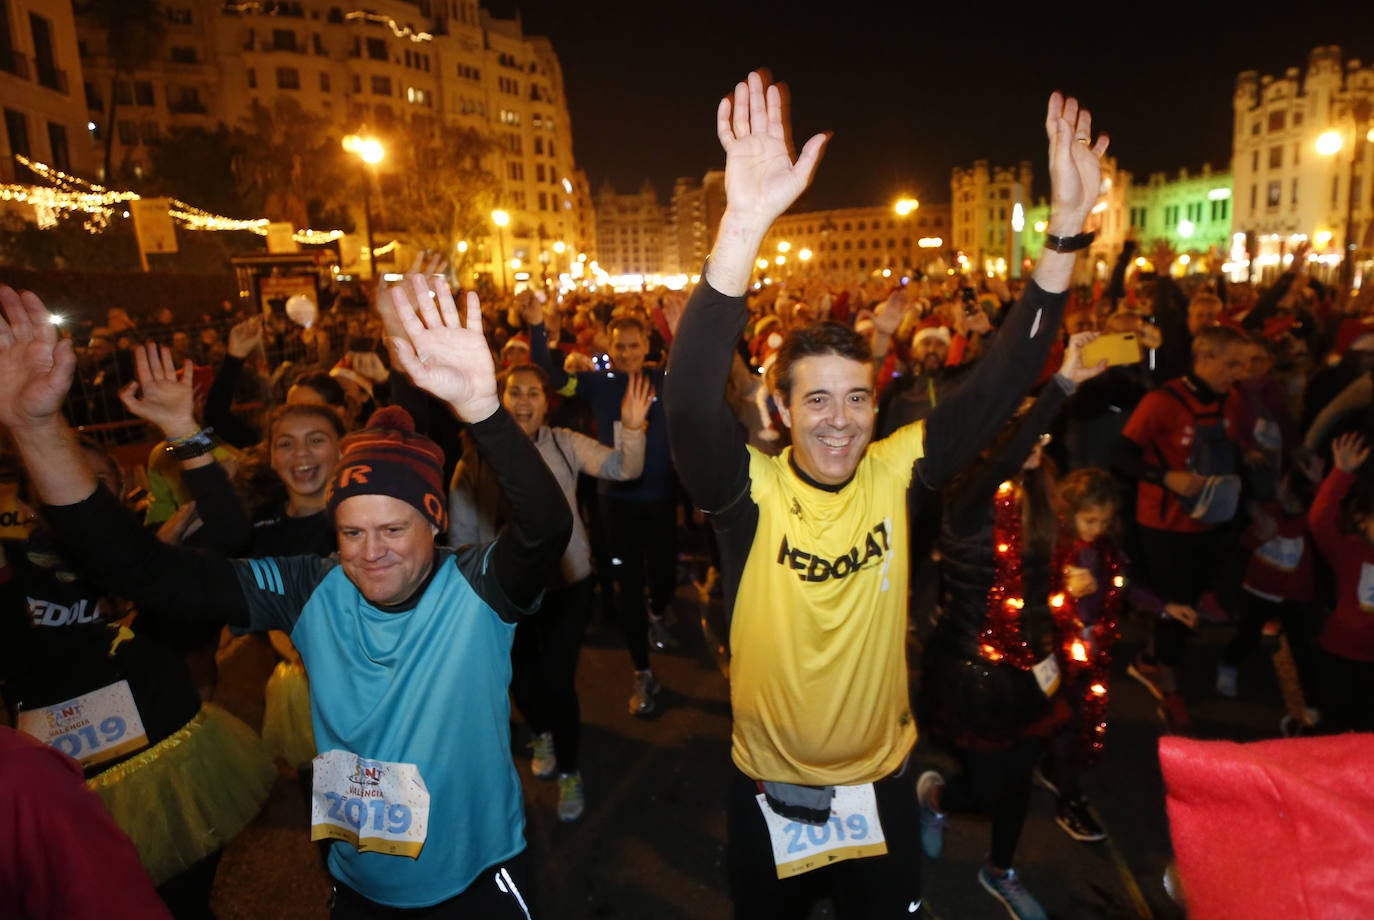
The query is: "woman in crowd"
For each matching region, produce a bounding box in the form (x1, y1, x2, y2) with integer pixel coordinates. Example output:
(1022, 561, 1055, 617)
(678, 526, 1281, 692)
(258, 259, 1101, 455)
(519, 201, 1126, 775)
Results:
(449, 362, 651, 822)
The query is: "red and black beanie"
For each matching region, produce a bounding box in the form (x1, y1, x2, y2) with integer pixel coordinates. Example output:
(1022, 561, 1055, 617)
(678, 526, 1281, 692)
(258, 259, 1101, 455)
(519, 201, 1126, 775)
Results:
(325, 405, 447, 530)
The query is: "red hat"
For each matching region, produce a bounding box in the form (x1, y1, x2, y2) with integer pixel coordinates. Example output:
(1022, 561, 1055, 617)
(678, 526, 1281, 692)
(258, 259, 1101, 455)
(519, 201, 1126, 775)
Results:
(325, 406, 447, 530)
(1161, 734, 1374, 920)
(1332, 316, 1374, 356)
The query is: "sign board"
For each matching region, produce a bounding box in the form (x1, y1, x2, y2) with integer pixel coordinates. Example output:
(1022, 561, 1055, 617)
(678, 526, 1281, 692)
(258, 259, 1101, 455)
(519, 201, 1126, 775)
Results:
(267, 222, 299, 254)
(131, 197, 178, 254)
(256, 273, 319, 317)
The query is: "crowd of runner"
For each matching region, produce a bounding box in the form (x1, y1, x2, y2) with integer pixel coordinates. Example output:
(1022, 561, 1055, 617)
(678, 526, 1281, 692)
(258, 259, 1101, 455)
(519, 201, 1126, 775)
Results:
(2, 71, 1372, 920)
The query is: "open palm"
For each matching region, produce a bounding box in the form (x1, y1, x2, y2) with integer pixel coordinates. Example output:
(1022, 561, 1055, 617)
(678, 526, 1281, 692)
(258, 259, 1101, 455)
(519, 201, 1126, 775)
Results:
(717, 72, 827, 226)
(0, 286, 76, 431)
(381, 274, 498, 422)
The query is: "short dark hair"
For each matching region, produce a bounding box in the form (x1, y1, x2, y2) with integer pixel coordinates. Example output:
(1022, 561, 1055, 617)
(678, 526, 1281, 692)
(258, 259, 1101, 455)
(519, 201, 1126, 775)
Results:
(769, 322, 872, 403)
(289, 371, 348, 409)
(500, 363, 549, 397)
(607, 315, 647, 339)
(1191, 324, 1249, 361)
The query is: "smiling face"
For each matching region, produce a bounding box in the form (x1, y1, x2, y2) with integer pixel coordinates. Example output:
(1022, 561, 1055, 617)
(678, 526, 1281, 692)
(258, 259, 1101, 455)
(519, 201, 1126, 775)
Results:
(503, 367, 548, 437)
(270, 411, 341, 512)
(610, 324, 648, 375)
(776, 354, 875, 486)
(335, 494, 438, 607)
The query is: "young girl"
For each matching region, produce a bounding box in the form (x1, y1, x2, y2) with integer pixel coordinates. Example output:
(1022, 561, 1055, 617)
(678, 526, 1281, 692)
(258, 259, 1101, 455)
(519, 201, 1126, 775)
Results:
(917, 332, 1104, 920)
(1037, 468, 1127, 843)
(1306, 432, 1374, 732)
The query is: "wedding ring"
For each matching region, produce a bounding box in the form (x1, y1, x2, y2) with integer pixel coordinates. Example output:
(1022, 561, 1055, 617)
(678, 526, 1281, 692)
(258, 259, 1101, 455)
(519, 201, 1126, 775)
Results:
(1074, 136, 1090, 144)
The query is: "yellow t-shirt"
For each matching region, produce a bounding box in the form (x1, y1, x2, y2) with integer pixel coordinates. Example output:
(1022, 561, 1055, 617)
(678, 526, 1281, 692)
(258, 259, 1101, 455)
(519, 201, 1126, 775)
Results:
(730, 420, 925, 786)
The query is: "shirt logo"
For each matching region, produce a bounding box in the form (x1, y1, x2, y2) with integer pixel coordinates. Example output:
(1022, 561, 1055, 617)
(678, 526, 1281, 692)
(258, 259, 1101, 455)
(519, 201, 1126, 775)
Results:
(776, 522, 891, 583)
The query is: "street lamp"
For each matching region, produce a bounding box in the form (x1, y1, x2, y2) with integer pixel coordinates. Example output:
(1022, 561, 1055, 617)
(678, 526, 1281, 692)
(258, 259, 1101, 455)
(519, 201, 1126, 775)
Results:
(895, 197, 919, 274)
(491, 209, 510, 295)
(342, 133, 384, 279)
(1318, 98, 1373, 292)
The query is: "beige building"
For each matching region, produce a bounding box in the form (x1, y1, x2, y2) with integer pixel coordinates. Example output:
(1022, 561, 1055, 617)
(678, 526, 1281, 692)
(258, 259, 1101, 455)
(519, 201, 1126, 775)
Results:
(0, 0, 97, 183)
(669, 170, 725, 275)
(949, 160, 1034, 278)
(71, 0, 583, 282)
(1232, 45, 1374, 281)
(753, 203, 952, 284)
(591, 178, 669, 277)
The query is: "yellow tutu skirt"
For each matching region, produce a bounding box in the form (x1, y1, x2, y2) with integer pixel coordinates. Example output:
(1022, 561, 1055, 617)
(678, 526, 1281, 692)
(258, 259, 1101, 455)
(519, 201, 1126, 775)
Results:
(262, 660, 317, 768)
(89, 703, 275, 885)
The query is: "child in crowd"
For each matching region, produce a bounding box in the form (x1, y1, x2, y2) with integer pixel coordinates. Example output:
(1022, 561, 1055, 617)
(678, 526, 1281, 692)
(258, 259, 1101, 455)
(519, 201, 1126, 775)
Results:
(1306, 432, 1374, 733)
(1037, 468, 1128, 843)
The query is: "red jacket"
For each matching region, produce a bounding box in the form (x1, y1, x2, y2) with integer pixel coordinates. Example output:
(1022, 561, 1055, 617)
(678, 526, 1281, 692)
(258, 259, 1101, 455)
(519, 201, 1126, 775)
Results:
(1308, 468, 1374, 661)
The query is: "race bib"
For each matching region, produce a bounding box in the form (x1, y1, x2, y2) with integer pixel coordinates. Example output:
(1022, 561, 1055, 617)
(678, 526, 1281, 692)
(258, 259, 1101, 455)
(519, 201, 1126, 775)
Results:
(311, 749, 430, 858)
(1032, 654, 1061, 697)
(1255, 535, 1304, 573)
(1358, 563, 1374, 613)
(17, 680, 148, 768)
(757, 782, 887, 879)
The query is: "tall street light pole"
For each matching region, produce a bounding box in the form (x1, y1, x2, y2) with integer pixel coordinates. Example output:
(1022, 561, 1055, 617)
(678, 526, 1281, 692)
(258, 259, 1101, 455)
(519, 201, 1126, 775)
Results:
(1319, 98, 1372, 293)
(491, 209, 510, 296)
(342, 133, 384, 279)
(895, 197, 919, 278)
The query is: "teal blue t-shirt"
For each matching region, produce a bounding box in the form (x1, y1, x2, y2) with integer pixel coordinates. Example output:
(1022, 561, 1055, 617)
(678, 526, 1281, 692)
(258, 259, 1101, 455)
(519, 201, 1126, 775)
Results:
(232, 548, 527, 908)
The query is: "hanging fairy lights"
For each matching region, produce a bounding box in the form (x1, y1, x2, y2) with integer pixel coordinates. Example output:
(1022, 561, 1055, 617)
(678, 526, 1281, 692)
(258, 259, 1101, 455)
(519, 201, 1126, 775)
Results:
(8, 155, 348, 244)
(344, 10, 433, 42)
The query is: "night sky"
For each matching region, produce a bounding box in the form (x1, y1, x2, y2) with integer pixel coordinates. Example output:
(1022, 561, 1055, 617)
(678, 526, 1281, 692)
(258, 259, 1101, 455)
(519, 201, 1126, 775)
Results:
(484, 2, 1374, 211)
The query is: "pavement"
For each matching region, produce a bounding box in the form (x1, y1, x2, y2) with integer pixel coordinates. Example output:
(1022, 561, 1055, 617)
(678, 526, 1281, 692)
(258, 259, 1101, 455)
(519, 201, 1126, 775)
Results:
(206, 571, 1294, 919)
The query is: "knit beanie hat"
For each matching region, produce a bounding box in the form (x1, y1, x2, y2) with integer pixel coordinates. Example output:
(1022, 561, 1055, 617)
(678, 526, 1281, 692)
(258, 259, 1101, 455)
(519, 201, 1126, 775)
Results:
(325, 406, 447, 530)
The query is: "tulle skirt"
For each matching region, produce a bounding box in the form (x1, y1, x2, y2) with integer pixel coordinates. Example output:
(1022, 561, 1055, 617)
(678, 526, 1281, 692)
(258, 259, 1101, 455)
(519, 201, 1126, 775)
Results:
(88, 703, 275, 885)
(262, 660, 316, 768)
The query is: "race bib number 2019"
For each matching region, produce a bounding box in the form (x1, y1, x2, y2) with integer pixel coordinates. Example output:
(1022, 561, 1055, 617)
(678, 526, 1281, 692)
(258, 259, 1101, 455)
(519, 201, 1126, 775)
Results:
(311, 749, 430, 859)
(757, 783, 887, 879)
(17, 680, 148, 768)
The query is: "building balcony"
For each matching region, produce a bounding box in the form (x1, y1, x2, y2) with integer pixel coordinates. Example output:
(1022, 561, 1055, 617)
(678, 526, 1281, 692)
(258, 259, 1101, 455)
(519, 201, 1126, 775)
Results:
(169, 98, 207, 114)
(0, 47, 30, 80)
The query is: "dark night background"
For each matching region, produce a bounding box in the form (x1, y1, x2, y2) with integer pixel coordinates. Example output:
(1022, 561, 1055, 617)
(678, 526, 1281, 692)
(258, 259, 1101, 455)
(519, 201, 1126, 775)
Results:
(483, 2, 1374, 210)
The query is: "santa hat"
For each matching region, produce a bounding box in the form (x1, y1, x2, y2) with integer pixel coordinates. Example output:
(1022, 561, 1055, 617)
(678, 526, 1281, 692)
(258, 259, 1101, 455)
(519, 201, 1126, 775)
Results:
(1160, 734, 1374, 920)
(912, 317, 951, 346)
(1331, 317, 1374, 357)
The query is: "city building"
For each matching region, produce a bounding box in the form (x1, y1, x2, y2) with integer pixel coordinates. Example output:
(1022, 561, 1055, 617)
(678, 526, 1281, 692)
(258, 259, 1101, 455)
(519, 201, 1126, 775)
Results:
(0, 0, 97, 184)
(757, 202, 953, 284)
(591, 177, 669, 278)
(68, 0, 584, 284)
(1232, 45, 1374, 283)
(669, 170, 724, 275)
(950, 160, 1033, 279)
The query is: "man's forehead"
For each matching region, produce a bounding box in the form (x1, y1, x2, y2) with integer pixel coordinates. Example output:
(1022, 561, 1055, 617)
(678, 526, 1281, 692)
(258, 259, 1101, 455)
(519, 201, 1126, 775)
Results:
(791, 353, 873, 388)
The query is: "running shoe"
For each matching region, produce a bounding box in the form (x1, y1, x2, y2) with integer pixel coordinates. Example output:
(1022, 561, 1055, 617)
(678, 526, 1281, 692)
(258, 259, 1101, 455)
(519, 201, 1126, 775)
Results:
(557, 771, 585, 822)
(529, 731, 556, 780)
(629, 670, 661, 717)
(916, 770, 946, 859)
(1215, 663, 1239, 699)
(978, 863, 1048, 920)
(648, 613, 678, 651)
(1055, 795, 1106, 842)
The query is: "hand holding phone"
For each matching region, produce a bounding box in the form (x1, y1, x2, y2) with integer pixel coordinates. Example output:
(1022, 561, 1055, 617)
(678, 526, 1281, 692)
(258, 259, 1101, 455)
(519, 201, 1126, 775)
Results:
(1080, 332, 1141, 367)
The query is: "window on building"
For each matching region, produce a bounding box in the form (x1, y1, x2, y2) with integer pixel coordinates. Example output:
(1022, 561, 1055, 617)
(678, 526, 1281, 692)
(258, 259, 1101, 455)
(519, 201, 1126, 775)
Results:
(538, 191, 547, 210)
(277, 67, 300, 90)
(366, 37, 387, 61)
(351, 74, 360, 92)
(1251, 121, 1261, 135)
(371, 75, 391, 95)
(1268, 110, 1286, 132)
(117, 119, 138, 145)
(535, 163, 545, 181)
(857, 220, 866, 230)
(1251, 150, 1259, 172)
(247, 68, 256, 89)
(1294, 110, 1304, 126)
(170, 46, 197, 64)
(272, 29, 297, 52)
(134, 81, 154, 106)
(4, 108, 30, 158)
(856, 239, 865, 250)
(1291, 178, 1299, 205)
(1332, 175, 1341, 209)
(1267, 180, 1281, 208)
(534, 137, 543, 154)
(1268, 145, 1282, 169)
(319, 71, 330, 92)
(140, 121, 158, 144)
(29, 12, 62, 93)
(1293, 143, 1300, 166)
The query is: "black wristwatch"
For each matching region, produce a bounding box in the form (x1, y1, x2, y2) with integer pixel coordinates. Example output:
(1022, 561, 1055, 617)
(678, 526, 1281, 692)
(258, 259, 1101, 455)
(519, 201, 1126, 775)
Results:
(1044, 231, 1096, 253)
(165, 427, 216, 461)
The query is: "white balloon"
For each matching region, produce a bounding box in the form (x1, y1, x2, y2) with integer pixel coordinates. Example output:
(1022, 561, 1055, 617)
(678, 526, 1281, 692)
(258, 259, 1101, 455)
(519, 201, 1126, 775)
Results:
(285, 294, 317, 329)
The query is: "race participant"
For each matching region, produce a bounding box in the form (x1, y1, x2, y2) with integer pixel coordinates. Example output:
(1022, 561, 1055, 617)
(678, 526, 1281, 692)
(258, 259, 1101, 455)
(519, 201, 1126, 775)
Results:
(663, 71, 1107, 917)
(0, 275, 571, 918)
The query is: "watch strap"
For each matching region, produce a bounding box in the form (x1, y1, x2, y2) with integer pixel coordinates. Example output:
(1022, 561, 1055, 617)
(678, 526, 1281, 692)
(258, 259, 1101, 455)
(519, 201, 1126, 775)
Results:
(1044, 231, 1096, 253)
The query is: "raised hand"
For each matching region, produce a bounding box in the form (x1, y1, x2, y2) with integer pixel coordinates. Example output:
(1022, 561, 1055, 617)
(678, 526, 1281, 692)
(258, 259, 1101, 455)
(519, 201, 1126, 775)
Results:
(717, 71, 828, 229)
(227, 315, 264, 359)
(0, 285, 76, 431)
(381, 273, 499, 422)
(1044, 92, 1109, 231)
(620, 372, 654, 430)
(872, 290, 907, 337)
(1332, 432, 1369, 474)
(119, 341, 199, 440)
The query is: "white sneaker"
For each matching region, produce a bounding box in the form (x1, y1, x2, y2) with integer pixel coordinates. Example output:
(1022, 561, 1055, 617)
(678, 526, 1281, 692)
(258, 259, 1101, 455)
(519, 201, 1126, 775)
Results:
(528, 731, 556, 779)
(557, 771, 584, 822)
(1215, 664, 1239, 699)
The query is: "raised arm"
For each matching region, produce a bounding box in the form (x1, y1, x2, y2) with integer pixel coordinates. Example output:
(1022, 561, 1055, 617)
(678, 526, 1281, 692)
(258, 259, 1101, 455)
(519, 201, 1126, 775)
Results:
(665, 70, 826, 512)
(918, 93, 1109, 489)
(381, 273, 571, 607)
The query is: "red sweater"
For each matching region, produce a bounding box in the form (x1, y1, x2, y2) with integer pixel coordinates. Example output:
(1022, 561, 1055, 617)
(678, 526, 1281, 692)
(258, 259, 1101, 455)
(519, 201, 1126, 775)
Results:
(0, 727, 170, 918)
(1308, 469, 1374, 662)
(1240, 504, 1315, 603)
